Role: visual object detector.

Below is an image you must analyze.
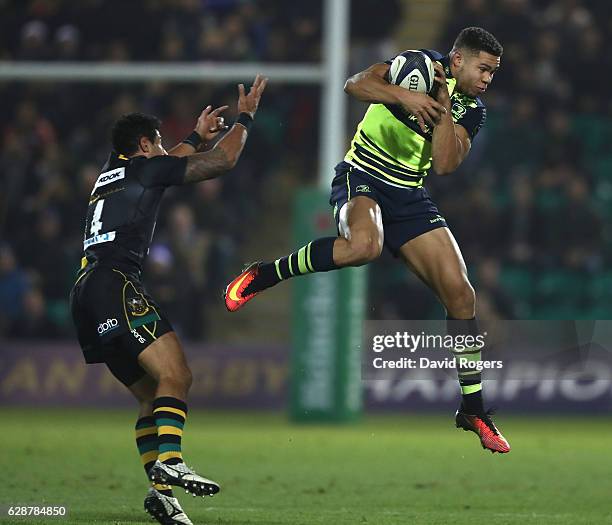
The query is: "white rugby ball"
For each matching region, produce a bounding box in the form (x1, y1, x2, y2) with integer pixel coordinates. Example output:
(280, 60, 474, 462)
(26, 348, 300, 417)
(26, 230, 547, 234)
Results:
(388, 50, 435, 94)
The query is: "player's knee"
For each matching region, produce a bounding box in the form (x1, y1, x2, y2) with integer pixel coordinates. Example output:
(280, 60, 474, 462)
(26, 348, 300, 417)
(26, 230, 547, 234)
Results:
(444, 279, 475, 317)
(183, 366, 193, 390)
(347, 233, 382, 265)
(176, 365, 192, 391)
(160, 364, 192, 393)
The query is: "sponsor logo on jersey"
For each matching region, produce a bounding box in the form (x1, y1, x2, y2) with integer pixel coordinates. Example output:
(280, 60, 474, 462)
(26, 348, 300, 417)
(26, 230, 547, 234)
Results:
(83, 231, 116, 249)
(430, 215, 445, 224)
(356, 185, 371, 193)
(131, 328, 146, 344)
(91, 167, 125, 194)
(98, 318, 119, 335)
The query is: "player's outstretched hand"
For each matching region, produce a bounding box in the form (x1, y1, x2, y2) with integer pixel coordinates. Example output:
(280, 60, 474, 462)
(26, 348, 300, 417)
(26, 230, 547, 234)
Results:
(396, 91, 446, 133)
(238, 74, 268, 118)
(196, 105, 230, 141)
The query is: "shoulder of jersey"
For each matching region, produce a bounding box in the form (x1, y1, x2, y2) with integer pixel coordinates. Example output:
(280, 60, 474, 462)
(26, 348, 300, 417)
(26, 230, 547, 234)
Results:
(419, 49, 445, 62)
(464, 94, 486, 108)
(102, 151, 129, 169)
(109, 151, 150, 171)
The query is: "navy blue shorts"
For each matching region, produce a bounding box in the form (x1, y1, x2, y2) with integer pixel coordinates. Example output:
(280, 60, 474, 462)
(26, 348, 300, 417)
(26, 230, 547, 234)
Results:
(329, 161, 447, 257)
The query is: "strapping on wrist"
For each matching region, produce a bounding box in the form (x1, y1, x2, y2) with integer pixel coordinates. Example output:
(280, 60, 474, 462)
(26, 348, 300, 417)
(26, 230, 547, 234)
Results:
(182, 130, 203, 149)
(235, 112, 253, 131)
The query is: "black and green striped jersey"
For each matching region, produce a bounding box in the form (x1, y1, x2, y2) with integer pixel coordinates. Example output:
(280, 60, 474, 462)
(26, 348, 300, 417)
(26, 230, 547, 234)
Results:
(344, 49, 486, 188)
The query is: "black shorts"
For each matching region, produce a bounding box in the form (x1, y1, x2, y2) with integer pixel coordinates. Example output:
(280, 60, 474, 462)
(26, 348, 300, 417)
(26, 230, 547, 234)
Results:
(69, 266, 173, 386)
(329, 161, 447, 256)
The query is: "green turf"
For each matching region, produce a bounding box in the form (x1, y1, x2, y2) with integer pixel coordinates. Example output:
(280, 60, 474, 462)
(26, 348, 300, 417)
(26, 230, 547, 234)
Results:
(1, 408, 611, 524)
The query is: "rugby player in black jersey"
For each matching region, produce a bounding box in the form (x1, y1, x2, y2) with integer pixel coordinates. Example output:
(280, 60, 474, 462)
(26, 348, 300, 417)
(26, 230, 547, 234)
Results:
(225, 29, 510, 454)
(70, 75, 266, 525)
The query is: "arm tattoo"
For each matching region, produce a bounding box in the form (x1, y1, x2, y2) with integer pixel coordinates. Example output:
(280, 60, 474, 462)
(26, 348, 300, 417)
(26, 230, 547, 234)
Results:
(184, 147, 231, 183)
(182, 124, 247, 184)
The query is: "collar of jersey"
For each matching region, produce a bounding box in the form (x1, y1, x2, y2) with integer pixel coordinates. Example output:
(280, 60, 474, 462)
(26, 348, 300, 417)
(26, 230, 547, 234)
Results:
(440, 54, 453, 79)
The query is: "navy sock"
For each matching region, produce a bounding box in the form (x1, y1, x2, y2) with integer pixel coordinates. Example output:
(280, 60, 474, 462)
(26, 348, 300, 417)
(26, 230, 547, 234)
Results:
(246, 237, 339, 294)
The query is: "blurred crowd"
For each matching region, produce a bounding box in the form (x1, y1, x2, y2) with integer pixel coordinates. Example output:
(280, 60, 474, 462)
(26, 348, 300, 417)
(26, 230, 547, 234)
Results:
(0, 0, 322, 63)
(1, 0, 611, 342)
(374, 0, 612, 320)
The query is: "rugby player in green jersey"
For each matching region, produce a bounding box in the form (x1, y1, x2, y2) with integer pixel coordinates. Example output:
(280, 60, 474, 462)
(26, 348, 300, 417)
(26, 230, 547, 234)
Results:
(225, 28, 509, 453)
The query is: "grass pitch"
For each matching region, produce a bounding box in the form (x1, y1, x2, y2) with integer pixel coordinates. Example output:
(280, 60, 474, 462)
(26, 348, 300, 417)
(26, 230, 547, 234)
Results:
(1, 408, 611, 524)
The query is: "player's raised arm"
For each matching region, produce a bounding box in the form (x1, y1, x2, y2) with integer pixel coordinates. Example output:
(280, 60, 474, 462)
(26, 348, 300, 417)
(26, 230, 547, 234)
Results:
(344, 62, 445, 132)
(183, 74, 267, 184)
(430, 62, 471, 175)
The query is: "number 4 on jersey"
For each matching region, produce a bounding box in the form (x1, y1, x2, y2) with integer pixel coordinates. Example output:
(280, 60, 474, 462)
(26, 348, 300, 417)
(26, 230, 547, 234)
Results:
(90, 199, 105, 236)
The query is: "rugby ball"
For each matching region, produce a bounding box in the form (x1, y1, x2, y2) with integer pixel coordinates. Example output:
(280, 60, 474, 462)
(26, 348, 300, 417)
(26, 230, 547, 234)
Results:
(388, 50, 435, 94)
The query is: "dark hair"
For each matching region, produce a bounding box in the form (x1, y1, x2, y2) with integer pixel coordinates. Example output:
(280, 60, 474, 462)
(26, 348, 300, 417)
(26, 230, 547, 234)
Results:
(111, 112, 161, 155)
(453, 27, 503, 57)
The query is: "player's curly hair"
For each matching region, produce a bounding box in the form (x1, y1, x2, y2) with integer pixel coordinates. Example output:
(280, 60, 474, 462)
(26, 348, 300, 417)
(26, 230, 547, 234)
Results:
(453, 27, 503, 57)
(111, 112, 161, 155)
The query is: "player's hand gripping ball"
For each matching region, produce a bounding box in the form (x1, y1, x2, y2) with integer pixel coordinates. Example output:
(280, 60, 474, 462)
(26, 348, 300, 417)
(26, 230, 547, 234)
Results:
(388, 50, 435, 94)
